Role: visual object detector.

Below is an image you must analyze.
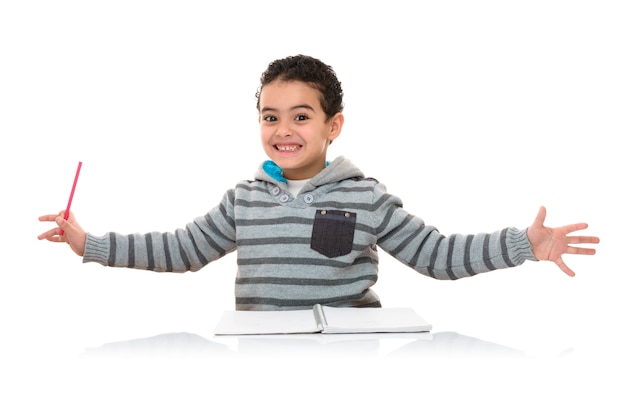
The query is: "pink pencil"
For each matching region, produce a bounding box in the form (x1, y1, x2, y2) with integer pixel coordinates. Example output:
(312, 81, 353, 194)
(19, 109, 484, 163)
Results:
(60, 161, 82, 236)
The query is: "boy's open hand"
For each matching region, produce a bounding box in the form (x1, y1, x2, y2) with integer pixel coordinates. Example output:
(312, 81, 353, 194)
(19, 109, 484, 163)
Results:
(526, 206, 599, 277)
(38, 211, 86, 257)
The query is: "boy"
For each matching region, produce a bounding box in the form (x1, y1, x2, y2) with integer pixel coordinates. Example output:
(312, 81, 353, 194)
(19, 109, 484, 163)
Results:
(38, 55, 599, 311)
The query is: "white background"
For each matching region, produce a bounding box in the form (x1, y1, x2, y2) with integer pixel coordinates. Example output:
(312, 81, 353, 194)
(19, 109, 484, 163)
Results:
(1, 1, 624, 417)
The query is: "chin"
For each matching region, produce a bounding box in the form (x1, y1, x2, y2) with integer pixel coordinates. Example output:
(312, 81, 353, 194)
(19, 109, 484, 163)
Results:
(272, 156, 301, 167)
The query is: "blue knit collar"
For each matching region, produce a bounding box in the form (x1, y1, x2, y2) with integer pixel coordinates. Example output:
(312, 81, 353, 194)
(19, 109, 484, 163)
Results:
(262, 160, 330, 184)
(262, 160, 287, 183)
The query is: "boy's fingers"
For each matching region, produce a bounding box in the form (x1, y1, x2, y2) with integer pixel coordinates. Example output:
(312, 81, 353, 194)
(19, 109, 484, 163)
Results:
(38, 212, 66, 222)
(38, 225, 66, 241)
(37, 228, 56, 240)
(555, 257, 575, 277)
(565, 244, 596, 255)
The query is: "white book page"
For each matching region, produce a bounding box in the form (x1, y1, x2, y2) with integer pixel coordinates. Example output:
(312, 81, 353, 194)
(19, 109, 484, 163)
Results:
(321, 306, 432, 333)
(213, 309, 320, 335)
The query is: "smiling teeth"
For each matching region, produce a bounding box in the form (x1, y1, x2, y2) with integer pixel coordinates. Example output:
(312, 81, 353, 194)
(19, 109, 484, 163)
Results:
(277, 145, 299, 151)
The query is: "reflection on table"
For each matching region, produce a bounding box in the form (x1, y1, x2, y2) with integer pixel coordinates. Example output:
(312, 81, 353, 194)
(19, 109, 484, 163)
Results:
(83, 331, 531, 358)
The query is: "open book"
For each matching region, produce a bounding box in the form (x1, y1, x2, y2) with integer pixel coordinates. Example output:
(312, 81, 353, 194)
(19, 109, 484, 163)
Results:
(213, 304, 432, 335)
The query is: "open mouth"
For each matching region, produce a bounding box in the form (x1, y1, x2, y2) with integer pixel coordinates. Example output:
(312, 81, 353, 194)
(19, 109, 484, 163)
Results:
(275, 145, 302, 152)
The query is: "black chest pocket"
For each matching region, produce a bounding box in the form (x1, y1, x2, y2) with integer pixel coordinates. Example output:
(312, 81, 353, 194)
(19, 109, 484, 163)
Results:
(310, 210, 357, 258)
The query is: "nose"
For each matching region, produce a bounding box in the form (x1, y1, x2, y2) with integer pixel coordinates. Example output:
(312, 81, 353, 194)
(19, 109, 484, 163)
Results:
(276, 120, 292, 137)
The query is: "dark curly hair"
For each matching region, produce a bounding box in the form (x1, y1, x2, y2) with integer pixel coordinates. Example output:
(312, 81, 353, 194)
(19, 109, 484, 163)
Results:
(255, 55, 344, 120)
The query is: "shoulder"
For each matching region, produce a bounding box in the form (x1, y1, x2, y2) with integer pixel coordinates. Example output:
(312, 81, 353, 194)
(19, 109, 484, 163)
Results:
(232, 179, 276, 201)
(324, 176, 398, 210)
(340, 176, 389, 196)
(235, 179, 269, 191)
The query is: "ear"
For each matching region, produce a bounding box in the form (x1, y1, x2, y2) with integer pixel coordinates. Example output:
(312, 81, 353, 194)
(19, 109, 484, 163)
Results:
(327, 112, 344, 143)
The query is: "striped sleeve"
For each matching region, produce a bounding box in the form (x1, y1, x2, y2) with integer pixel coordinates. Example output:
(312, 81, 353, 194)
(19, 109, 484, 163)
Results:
(373, 184, 536, 280)
(82, 190, 238, 272)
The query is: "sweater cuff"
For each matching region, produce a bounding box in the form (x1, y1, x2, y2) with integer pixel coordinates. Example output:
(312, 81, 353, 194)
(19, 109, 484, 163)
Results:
(82, 232, 111, 266)
(507, 227, 537, 264)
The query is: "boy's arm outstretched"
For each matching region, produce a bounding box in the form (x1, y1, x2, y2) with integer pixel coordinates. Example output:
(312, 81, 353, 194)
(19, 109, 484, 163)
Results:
(38, 190, 238, 273)
(375, 181, 599, 280)
(526, 206, 599, 277)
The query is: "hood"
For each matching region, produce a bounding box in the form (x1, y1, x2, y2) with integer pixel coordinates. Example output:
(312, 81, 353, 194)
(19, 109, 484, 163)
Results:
(254, 156, 365, 190)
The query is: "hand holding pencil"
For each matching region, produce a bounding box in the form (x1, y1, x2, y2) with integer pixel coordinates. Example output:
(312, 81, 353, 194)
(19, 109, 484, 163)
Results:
(38, 162, 87, 256)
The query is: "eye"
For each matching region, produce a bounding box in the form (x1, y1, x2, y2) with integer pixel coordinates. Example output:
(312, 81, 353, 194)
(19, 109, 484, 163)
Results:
(294, 113, 309, 121)
(263, 115, 277, 122)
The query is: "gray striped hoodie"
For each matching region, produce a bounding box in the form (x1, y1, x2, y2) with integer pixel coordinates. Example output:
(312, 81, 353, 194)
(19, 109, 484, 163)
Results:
(83, 156, 536, 310)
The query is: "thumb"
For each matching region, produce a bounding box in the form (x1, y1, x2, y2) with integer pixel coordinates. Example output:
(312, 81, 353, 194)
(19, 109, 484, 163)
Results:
(532, 206, 547, 228)
(55, 215, 86, 256)
(56, 216, 70, 234)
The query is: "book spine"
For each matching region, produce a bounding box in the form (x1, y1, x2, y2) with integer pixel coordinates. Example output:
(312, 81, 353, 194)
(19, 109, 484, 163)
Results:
(313, 304, 328, 330)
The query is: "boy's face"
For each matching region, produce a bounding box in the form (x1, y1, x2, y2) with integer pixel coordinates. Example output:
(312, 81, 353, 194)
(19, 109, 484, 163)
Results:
(259, 80, 343, 180)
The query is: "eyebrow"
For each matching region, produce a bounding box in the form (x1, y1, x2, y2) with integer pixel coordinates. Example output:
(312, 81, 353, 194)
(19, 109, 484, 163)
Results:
(260, 104, 316, 113)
